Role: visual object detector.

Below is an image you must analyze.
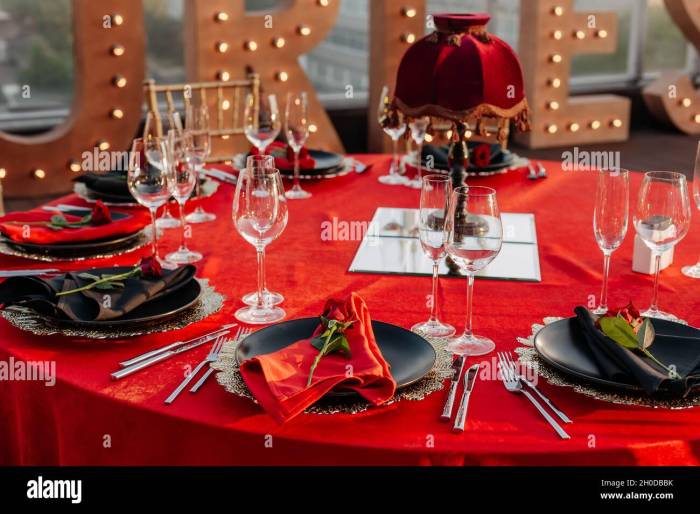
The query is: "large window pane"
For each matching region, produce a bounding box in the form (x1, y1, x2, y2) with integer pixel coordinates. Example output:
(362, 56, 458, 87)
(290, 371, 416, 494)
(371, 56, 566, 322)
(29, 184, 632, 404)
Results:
(644, 0, 688, 73)
(145, 0, 185, 83)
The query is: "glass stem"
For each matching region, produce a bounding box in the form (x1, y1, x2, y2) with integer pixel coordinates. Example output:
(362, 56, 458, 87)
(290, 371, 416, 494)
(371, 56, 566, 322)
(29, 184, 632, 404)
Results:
(293, 150, 300, 190)
(194, 164, 202, 200)
(429, 260, 439, 322)
(256, 246, 266, 309)
(464, 272, 475, 338)
(417, 142, 423, 180)
(599, 250, 611, 311)
(392, 138, 399, 176)
(178, 201, 187, 250)
(149, 207, 159, 259)
(650, 252, 662, 313)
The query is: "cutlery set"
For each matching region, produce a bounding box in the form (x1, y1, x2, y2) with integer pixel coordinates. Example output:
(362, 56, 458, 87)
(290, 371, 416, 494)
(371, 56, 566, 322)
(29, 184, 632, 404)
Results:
(440, 355, 481, 432)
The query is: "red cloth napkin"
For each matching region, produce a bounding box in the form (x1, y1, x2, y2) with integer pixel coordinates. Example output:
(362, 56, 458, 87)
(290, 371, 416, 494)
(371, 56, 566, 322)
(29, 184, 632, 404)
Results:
(240, 293, 397, 424)
(0, 204, 150, 245)
(250, 141, 316, 170)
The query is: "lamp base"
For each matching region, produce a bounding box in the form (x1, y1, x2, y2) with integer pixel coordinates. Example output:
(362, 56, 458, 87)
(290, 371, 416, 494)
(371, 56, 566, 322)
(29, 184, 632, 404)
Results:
(447, 121, 470, 190)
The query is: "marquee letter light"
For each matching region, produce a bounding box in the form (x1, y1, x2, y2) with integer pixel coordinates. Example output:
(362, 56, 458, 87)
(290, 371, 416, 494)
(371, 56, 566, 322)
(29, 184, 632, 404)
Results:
(0, 0, 145, 198)
(515, 1, 630, 148)
(184, 0, 344, 154)
(368, 0, 426, 153)
(643, 0, 700, 134)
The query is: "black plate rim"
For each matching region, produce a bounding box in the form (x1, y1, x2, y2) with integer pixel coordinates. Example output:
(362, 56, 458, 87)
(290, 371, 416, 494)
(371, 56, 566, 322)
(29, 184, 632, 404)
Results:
(1, 228, 143, 251)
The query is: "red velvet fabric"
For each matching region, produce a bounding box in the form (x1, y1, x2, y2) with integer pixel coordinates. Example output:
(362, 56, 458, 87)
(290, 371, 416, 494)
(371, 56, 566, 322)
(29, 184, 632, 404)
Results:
(1, 158, 700, 465)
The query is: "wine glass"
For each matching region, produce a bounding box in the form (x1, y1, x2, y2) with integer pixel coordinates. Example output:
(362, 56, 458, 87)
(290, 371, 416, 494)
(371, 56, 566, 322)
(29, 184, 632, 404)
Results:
(408, 116, 431, 189)
(185, 104, 216, 223)
(634, 171, 692, 320)
(165, 130, 202, 264)
(592, 168, 629, 315)
(233, 164, 288, 324)
(377, 86, 408, 185)
(284, 92, 312, 200)
(145, 110, 183, 230)
(241, 155, 285, 308)
(128, 137, 174, 268)
(244, 93, 281, 154)
(445, 186, 503, 355)
(411, 175, 456, 338)
(682, 141, 700, 278)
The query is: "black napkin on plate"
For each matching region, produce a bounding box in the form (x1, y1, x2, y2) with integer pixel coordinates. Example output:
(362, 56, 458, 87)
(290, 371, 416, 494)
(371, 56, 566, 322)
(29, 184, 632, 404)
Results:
(0, 265, 196, 322)
(74, 171, 130, 198)
(574, 306, 700, 397)
(421, 143, 511, 171)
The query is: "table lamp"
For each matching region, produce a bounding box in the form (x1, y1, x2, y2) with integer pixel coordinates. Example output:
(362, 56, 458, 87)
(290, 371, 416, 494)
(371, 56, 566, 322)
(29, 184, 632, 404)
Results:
(392, 13, 530, 189)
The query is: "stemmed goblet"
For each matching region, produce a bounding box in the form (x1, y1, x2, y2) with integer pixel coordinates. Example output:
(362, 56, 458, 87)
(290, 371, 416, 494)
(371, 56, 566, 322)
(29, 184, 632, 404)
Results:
(634, 171, 692, 320)
(185, 104, 216, 223)
(408, 116, 430, 189)
(165, 130, 202, 264)
(411, 175, 456, 338)
(284, 92, 312, 200)
(377, 85, 407, 185)
(445, 186, 503, 356)
(244, 93, 281, 154)
(592, 168, 629, 315)
(682, 141, 700, 278)
(233, 161, 288, 324)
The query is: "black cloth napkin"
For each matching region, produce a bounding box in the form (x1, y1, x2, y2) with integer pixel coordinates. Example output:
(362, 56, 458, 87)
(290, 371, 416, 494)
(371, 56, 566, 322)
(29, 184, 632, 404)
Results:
(74, 171, 131, 198)
(421, 143, 511, 171)
(0, 265, 196, 322)
(574, 306, 700, 397)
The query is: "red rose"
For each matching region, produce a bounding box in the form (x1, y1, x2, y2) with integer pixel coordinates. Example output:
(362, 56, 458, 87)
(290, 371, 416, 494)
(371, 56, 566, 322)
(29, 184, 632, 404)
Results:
(90, 201, 112, 226)
(604, 302, 641, 324)
(139, 256, 163, 279)
(472, 144, 491, 168)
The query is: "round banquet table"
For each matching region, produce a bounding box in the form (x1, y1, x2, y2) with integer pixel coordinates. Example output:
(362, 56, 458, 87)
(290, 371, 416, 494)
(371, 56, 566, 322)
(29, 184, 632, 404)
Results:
(1, 156, 699, 466)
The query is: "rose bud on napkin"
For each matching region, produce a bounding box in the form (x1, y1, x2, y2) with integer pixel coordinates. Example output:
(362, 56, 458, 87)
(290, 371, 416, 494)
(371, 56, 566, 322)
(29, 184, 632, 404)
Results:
(249, 141, 316, 170)
(240, 293, 396, 424)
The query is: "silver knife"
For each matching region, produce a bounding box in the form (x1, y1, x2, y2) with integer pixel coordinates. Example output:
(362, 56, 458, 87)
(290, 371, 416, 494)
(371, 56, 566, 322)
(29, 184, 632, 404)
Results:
(117, 323, 238, 368)
(0, 269, 61, 278)
(110, 329, 231, 380)
(440, 355, 466, 421)
(453, 363, 480, 432)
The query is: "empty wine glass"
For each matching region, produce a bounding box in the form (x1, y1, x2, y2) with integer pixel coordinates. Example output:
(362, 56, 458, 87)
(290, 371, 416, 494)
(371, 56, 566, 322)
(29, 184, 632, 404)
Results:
(592, 168, 629, 315)
(408, 116, 430, 189)
(185, 104, 216, 223)
(285, 92, 312, 200)
(128, 137, 174, 268)
(411, 175, 456, 338)
(377, 86, 408, 185)
(682, 142, 700, 278)
(634, 171, 692, 320)
(445, 186, 503, 356)
(244, 93, 281, 154)
(165, 130, 202, 264)
(233, 164, 288, 324)
(241, 155, 285, 308)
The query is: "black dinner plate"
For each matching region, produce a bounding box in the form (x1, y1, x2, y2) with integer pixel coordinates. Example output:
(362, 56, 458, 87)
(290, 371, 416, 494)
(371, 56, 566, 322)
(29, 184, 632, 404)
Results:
(421, 144, 515, 172)
(2, 228, 144, 258)
(274, 149, 345, 173)
(534, 317, 700, 392)
(236, 317, 436, 396)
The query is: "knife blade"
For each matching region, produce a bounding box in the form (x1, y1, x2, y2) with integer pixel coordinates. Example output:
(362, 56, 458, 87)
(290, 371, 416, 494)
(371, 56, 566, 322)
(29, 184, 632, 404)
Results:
(440, 355, 466, 421)
(453, 363, 480, 432)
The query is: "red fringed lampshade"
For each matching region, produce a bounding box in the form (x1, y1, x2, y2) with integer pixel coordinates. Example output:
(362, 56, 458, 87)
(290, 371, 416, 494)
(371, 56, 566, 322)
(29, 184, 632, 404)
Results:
(393, 13, 529, 145)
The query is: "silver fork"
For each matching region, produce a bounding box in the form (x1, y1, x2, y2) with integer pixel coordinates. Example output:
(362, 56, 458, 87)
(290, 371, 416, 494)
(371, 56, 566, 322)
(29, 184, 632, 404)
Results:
(164, 333, 228, 404)
(189, 327, 251, 393)
(497, 352, 570, 440)
(502, 352, 572, 424)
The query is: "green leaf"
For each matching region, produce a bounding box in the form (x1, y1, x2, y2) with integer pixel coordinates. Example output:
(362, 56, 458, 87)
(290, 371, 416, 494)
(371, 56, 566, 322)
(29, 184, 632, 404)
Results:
(50, 215, 68, 226)
(636, 318, 655, 350)
(599, 316, 638, 349)
(310, 336, 325, 352)
(77, 273, 101, 280)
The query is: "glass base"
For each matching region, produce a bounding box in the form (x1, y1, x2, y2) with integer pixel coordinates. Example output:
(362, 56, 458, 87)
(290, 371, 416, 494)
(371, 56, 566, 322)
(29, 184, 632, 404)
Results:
(641, 308, 678, 321)
(592, 305, 608, 316)
(242, 290, 284, 307)
(411, 319, 456, 338)
(156, 213, 181, 230)
(285, 186, 312, 199)
(681, 264, 700, 279)
(157, 256, 179, 271)
(186, 207, 216, 223)
(165, 247, 203, 264)
(446, 333, 495, 356)
(235, 304, 286, 325)
(378, 174, 408, 186)
(408, 178, 422, 189)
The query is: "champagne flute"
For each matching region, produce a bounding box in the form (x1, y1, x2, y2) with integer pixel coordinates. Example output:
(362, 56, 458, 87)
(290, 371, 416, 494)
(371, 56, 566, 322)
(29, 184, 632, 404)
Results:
(592, 168, 629, 315)
(145, 110, 183, 230)
(284, 92, 312, 200)
(165, 130, 202, 264)
(233, 164, 288, 324)
(377, 86, 408, 185)
(244, 93, 281, 154)
(445, 186, 503, 355)
(411, 175, 456, 338)
(185, 104, 216, 223)
(128, 137, 174, 268)
(241, 155, 285, 307)
(682, 141, 700, 278)
(408, 116, 430, 189)
(634, 171, 692, 320)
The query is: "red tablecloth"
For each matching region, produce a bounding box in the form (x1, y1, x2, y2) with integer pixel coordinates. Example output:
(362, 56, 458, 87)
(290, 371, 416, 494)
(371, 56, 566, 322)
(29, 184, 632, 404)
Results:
(1, 157, 699, 466)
